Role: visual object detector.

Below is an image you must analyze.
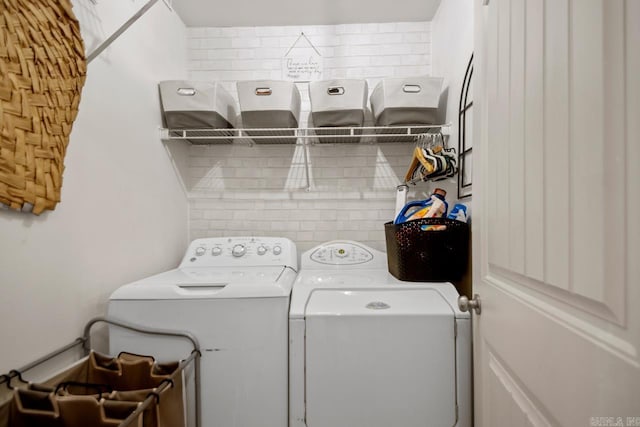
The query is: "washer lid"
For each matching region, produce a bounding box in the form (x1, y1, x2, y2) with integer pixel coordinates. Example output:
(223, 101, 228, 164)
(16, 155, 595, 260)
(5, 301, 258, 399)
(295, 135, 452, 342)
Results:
(110, 266, 295, 300)
(305, 288, 454, 317)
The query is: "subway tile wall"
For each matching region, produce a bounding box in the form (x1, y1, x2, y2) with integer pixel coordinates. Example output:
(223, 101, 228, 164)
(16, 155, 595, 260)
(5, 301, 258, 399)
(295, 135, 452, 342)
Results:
(185, 22, 437, 251)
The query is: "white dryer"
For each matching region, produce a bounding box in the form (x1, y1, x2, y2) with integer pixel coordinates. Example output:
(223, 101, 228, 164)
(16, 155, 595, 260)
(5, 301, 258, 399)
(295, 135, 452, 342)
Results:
(289, 240, 471, 427)
(108, 237, 297, 427)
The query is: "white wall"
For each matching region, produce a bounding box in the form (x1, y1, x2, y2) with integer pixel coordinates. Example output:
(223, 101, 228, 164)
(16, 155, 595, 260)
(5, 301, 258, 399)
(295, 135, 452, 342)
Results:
(185, 22, 448, 251)
(431, 0, 475, 199)
(0, 0, 189, 373)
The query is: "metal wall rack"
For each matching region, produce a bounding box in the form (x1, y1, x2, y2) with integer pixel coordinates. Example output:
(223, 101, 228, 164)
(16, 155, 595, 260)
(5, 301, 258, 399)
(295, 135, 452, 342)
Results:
(0, 316, 201, 427)
(457, 54, 474, 199)
(162, 124, 451, 192)
(160, 124, 451, 145)
(161, 124, 452, 192)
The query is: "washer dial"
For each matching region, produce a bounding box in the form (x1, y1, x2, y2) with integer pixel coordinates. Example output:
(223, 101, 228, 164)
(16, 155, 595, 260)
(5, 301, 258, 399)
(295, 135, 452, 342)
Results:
(232, 244, 246, 257)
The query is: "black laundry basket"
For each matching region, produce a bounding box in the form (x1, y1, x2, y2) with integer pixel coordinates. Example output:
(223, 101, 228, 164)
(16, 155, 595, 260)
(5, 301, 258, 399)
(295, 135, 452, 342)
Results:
(384, 218, 469, 282)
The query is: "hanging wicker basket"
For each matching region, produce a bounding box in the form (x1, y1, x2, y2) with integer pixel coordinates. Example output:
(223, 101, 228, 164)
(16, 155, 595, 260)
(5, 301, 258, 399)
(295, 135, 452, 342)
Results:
(0, 0, 87, 215)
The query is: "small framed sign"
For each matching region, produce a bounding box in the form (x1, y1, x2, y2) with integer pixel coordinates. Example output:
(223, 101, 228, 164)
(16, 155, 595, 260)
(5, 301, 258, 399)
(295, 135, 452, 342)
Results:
(281, 32, 323, 82)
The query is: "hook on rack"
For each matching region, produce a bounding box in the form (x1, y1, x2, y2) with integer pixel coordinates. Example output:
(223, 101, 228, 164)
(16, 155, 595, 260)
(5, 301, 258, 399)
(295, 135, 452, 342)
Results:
(1, 369, 26, 389)
(0, 373, 11, 389)
(8, 369, 26, 386)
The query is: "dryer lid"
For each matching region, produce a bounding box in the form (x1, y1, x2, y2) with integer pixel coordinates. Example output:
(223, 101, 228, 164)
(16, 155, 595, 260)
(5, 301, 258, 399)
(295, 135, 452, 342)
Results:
(304, 288, 457, 427)
(305, 288, 454, 317)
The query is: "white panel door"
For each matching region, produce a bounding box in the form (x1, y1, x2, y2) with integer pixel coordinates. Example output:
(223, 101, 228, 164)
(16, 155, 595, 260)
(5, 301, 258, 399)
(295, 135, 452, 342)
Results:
(473, 0, 640, 425)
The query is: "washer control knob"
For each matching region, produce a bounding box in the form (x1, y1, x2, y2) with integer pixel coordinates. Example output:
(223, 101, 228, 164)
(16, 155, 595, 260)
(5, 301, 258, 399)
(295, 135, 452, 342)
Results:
(195, 247, 206, 256)
(257, 245, 267, 256)
(273, 245, 282, 255)
(211, 247, 222, 256)
(232, 244, 246, 257)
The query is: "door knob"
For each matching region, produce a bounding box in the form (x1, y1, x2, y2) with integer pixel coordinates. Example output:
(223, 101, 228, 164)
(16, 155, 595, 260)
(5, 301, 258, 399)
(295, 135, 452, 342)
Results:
(458, 294, 481, 315)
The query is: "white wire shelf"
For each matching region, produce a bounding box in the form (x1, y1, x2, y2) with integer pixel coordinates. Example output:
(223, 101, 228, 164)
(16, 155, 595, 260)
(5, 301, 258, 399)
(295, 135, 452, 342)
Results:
(160, 124, 451, 145)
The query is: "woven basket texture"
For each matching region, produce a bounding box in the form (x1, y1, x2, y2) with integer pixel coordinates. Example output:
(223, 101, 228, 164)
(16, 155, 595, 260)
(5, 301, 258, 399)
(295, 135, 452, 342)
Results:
(0, 0, 86, 214)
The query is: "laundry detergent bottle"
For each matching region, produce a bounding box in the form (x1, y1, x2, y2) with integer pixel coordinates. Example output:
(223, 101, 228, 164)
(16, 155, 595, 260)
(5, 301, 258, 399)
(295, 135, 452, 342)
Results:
(393, 188, 449, 224)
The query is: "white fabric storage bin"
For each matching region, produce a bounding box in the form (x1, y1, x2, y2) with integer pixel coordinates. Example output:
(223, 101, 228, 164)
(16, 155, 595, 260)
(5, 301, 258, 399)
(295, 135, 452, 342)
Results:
(159, 81, 237, 144)
(370, 76, 443, 126)
(309, 79, 368, 127)
(237, 80, 301, 143)
(309, 79, 368, 143)
(160, 81, 236, 129)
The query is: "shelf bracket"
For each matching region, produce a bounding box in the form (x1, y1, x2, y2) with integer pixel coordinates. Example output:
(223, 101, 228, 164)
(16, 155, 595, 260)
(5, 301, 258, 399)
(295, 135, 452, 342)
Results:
(87, 0, 162, 64)
(301, 129, 312, 191)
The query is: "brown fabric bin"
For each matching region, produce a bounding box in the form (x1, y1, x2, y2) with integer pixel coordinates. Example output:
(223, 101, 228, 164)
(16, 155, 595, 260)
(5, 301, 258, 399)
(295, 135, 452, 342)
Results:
(0, 351, 185, 427)
(8, 388, 62, 427)
(87, 352, 158, 391)
(57, 396, 142, 427)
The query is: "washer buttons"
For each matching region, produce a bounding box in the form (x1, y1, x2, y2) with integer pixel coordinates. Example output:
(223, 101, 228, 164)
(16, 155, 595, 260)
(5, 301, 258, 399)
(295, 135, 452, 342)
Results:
(335, 248, 348, 258)
(195, 247, 206, 256)
(273, 246, 282, 255)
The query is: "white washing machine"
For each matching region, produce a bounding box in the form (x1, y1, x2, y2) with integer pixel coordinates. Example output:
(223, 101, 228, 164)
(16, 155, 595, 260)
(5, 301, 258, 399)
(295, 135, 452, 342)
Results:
(289, 240, 471, 427)
(108, 237, 297, 427)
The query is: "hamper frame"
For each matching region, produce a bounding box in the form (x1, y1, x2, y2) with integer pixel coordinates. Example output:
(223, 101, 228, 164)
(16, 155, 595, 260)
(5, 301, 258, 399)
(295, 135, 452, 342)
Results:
(0, 316, 202, 427)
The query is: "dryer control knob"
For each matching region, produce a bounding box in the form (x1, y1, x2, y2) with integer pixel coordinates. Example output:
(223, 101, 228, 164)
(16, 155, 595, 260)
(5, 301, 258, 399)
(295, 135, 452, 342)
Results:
(232, 244, 246, 257)
(195, 247, 206, 256)
(211, 247, 222, 256)
(273, 246, 282, 255)
(257, 246, 267, 255)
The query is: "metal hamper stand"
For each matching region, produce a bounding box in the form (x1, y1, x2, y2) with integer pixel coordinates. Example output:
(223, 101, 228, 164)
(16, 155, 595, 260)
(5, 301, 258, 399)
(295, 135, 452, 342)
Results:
(0, 316, 202, 427)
